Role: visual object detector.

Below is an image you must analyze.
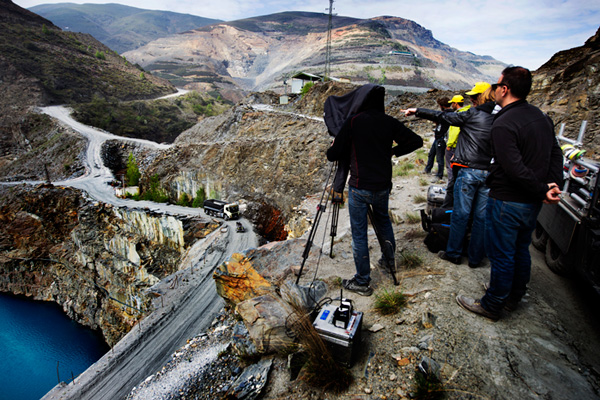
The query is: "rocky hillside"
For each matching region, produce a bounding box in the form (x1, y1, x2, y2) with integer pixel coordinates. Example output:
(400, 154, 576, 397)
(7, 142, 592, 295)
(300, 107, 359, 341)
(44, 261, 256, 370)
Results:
(29, 3, 221, 54)
(0, 0, 177, 183)
(0, 184, 217, 345)
(122, 12, 506, 94)
(530, 26, 600, 159)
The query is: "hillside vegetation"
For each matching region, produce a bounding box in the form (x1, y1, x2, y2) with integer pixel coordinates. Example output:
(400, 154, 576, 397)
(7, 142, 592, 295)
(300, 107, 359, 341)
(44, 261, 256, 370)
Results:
(29, 3, 221, 54)
(0, 9, 175, 105)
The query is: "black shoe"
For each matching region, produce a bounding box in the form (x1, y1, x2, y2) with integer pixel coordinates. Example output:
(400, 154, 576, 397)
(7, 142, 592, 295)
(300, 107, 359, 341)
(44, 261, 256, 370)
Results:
(438, 251, 461, 265)
(342, 278, 373, 296)
(468, 261, 482, 268)
(456, 295, 500, 321)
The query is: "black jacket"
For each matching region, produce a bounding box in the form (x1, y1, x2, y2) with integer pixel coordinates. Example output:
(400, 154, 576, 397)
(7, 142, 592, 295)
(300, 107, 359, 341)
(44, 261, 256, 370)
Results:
(326, 109, 422, 191)
(416, 101, 495, 170)
(433, 109, 452, 140)
(486, 99, 563, 203)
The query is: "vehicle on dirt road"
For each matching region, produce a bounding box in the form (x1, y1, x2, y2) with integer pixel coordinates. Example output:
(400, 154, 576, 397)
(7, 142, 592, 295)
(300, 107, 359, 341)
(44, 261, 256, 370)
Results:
(236, 222, 245, 233)
(533, 123, 600, 294)
(203, 199, 240, 220)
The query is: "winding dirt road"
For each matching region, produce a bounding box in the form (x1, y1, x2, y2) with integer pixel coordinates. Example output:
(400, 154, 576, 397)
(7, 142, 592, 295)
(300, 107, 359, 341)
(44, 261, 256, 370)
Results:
(34, 96, 259, 399)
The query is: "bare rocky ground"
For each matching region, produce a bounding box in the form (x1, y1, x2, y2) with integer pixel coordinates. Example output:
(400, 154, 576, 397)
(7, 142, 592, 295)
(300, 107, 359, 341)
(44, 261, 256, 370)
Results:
(127, 148, 600, 400)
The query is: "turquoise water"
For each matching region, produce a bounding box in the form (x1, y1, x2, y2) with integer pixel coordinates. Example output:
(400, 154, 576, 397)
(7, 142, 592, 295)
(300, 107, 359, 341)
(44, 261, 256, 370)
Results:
(0, 292, 109, 400)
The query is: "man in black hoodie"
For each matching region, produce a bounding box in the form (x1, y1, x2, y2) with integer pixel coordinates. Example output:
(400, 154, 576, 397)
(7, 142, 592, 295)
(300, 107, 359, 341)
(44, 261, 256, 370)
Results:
(456, 66, 563, 320)
(327, 85, 422, 296)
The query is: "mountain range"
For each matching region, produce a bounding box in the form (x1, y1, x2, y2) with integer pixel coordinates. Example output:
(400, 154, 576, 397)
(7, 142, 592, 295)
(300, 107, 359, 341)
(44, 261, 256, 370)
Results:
(29, 4, 507, 95)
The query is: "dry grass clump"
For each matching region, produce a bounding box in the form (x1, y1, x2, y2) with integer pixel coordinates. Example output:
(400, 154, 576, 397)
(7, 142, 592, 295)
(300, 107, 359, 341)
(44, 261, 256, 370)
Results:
(413, 194, 427, 204)
(286, 302, 353, 393)
(404, 228, 427, 239)
(400, 250, 424, 269)
(373, 287, 406, 315)
(405, 212, 421, 224)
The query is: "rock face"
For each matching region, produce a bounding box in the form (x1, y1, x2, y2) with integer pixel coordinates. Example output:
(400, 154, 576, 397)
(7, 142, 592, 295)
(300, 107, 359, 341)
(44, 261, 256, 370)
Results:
(530, 27, 600, 159)
(143, 101, 331, 240)
(0, 184, 217, 345)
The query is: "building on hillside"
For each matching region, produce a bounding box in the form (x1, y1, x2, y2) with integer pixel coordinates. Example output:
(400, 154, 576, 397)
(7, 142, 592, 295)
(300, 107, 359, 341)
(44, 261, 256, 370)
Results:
(291, 72, 323, 93)
(115, 186, 139, 198)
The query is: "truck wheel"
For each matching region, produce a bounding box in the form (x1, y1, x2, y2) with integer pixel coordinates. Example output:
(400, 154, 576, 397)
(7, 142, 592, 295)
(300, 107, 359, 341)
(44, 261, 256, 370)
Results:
(531, 223, 548, 252)
(545, 239, 573, 276)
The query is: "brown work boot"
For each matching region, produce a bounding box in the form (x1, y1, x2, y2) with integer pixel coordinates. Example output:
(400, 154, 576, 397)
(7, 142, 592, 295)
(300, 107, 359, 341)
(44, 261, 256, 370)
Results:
(482, 282, 520, 311)
(456, 295, 500, 321)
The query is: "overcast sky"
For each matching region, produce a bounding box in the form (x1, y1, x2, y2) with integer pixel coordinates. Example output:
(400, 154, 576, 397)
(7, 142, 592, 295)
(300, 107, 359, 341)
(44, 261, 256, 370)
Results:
(14, 0, 600, 70)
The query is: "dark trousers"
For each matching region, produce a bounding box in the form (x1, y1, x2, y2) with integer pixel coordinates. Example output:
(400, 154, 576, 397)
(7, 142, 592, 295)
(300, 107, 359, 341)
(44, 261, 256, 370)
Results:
(481, 198, 542, 314)
(425, 138, 445, 178)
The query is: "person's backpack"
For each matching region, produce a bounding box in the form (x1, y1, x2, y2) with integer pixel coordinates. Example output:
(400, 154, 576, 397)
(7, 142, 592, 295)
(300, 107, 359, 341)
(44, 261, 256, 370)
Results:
(420, 209, 452, 253)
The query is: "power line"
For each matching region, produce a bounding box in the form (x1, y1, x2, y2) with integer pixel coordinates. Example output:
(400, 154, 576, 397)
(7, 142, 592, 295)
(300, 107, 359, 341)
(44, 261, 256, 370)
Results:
(324, 0, 334, 81)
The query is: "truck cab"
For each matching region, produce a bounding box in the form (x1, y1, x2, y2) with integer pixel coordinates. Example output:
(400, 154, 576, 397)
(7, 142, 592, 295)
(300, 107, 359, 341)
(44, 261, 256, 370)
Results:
(534, 123, 600, 294)
(203, 199, 240, 220)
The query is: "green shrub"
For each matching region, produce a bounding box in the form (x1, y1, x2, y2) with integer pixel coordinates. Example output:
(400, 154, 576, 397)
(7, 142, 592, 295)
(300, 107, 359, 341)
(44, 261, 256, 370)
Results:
(177, 192, 191, 207)
(300, 81, 315, 97)
(192, 188, 206, 208)
(95, 51, 106, 60)
(125, 153, 141, 186)
(141, 174, 169, 203)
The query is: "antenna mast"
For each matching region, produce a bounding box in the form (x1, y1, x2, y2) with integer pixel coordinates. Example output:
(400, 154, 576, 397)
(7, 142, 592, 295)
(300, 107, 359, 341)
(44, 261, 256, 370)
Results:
(325, 0, 334, 81)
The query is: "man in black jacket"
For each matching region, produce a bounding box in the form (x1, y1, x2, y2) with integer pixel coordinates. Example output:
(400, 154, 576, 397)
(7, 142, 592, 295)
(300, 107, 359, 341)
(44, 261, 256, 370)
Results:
(456, 66, 563, 320)
(327, 85, 422, 296)
(403, 83, 495, 269)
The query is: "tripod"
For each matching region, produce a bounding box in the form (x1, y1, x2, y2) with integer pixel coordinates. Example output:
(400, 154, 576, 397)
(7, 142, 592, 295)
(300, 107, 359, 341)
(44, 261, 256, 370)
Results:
(296, 162, 399, 286)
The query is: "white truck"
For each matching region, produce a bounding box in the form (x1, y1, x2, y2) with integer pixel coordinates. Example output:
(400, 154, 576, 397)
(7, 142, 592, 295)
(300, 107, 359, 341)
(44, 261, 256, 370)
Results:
(203, 199, 240, 220)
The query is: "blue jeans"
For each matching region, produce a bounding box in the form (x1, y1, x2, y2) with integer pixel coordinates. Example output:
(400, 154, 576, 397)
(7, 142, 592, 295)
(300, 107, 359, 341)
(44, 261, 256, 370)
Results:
(446, 168, 489, 264)
(481, 198, 542, 314)
(348, 186, 396, 285)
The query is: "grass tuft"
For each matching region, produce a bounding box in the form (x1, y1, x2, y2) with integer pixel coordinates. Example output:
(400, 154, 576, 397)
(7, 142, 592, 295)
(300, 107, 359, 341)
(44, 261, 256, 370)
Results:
(373, 287, 406, 315)
(400, 250, 424, 269)
(413, 194, 427, 204)
(405, 212, 421, 224)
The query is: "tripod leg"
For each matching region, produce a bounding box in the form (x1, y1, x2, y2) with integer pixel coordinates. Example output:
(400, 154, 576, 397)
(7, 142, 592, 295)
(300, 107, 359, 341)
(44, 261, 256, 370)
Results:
(330, 202, 338, 257)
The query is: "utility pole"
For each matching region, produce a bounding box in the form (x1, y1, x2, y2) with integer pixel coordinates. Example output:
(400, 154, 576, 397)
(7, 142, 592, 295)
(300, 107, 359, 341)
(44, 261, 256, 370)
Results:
(324, 0, 334, 81)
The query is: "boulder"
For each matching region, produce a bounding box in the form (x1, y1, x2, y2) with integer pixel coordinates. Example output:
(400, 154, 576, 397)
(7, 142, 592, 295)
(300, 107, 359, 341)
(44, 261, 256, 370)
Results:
(235, 294, 296, 353)
(212, 253, 273, 305)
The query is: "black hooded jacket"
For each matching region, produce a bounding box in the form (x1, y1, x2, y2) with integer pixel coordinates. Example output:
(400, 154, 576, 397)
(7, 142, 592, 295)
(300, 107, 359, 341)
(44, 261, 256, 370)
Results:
(326, 86, 422, 191)
(416, 101, 496, 170)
